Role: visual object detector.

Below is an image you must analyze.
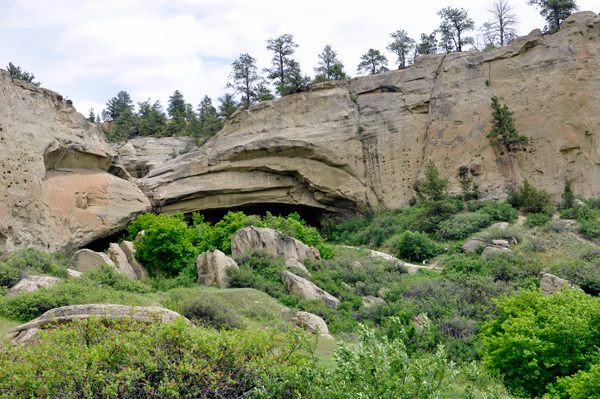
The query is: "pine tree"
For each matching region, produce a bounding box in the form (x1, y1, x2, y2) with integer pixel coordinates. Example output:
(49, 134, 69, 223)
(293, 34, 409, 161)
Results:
(437, 7, 475, 52)
(226, 54, 261, 108)
(561, 180, 575, 209)
(105, 91, 134, 121)
(218, 93, 239, 120)
(527, 0, 578, 32)
(138, 99, 167, 137)
(356, 49, 389, 75)
(264, 34, 309, 96)
(387, 30, 416, 68)
(6, 62, 40, 86)
(314, 44, 348, 80)
(486, 96, 528, 192)
(418, 160, 449, 202)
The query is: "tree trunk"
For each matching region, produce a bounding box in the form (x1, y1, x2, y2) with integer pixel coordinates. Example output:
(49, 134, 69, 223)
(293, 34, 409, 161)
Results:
(505, 144, 516, 192)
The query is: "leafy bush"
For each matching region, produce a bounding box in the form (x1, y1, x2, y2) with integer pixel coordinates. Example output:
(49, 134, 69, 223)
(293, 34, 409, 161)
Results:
(436, 212, 492, 240)
(397, 231, 439, 262)
(578, 217, 600, 240)
(0, 262, 20, 290)
(481, 288, 600, 398)
(128, 213, 199, 277)
(0, 317, 317, 398)
(328, 209, 405, 247)
(521, 179, 553, 215)
(548, 361, 600, 399)
(182, 297, 246, 330)
(525, 212, 551, 227)
(83, 265, 152, 294)
(2, 248, 68, 280)
(478, 202, 519, 223)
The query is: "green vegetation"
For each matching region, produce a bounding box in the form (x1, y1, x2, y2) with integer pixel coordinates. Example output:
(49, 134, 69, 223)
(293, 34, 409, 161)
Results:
(6, 62, 40, 86)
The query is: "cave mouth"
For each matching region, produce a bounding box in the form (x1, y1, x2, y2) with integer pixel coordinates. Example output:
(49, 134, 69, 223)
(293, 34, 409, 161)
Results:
(82, 230, 129, 253)
(185, 203, 337, 227)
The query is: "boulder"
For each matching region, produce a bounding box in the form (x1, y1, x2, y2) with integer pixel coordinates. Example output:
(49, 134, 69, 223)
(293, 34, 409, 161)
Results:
(68, 249, 115, 273)
(285, 258, 309, 274)
(406, 266, 420, 275)
(7, 275, 60, 297)
(231, 227, 320, 262)
(481, 246, 511, 259)
(4, 304, 186, 344)
(573, 199, 587, 207)
(119, 241, 149, 279)
(461, 237, 484, 254)
(135, 230, 145, 242)
(197, 250, 238, 289)
(351, 261, 362, 268)
(490, 222, 509, 229)
(362, 295, 385, 308)
(377, 287, 390, 299)
(539, 272, 578, 295)
(281, 270, 339, 309)
(491, 239, 510, 248)
(107, 243, 138, 279)
(66, 269, 82, 278)
(292, 311, 333, 339)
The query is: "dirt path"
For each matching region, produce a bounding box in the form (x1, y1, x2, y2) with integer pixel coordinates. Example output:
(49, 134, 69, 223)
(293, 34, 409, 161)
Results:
(342, 246, 442, 271)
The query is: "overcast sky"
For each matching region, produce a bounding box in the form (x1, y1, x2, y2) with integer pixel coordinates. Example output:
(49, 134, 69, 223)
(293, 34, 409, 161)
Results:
(1, 0, 597, 117)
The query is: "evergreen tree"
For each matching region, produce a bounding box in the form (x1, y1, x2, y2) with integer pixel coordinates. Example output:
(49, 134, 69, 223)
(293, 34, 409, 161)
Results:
(218, 93, 239, 120)
(6, 62, 40, 86)
(113, 108, 141, 141)
(387, 30, 416, 68)
(437, 7, 475, 52)
(356, 49, 389, 75)
(486, 96, 528, 192)
(105, 91, 134, 121)
(314, 44, 348, 80)
(561, 180, 575, 209)
(527, 0, 578, 32)
(138, 99, 167, 137)
(416, 33, 439, 55)
(226, 53, 261, 108)
(87, 109, 97, 123)
(197, 96, 223, 138)
(418, 160, 449, 202)
(255, 80, 275, 102)
(264, 34, 309, 96)
(167, 90, 187, 118)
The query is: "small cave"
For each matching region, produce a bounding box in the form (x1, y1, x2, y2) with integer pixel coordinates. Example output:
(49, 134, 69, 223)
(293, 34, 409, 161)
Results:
(82, 230, 129, 253)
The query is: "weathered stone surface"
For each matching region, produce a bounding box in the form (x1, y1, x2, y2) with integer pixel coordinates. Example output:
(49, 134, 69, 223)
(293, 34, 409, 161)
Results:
(540, 272, 578, 295)
(111, 137, 198, 178)
(362, 295, 385, 308)
(351, 261, 362, 268)
(66, 268, 82, 278)
(285, 258, 309, 274)
(197, 249, 238, 289)
(573, 199, 587, 207)
(68, 249, 114, 273)
(120, 241, 149, 279)
(107, 243, 138, 279)
(377, 287, 390, 299)
(481, 246, 511, 259)
(140, 12, 600, 220)
(281, 270, 339, 309)
(7, 275, 60, 297)
(0, 70, 150, 255)
(231, 227, 320, 262)
(490, 222, 509, 229)
(406, 266, 420, 275)
(491, 239, 510, 248)
(461, 237, 484, 253)
(4, 304, 185, 343)
(292, 311, 333, 339)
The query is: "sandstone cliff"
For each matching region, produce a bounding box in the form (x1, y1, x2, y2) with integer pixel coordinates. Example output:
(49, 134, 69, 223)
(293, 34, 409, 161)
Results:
(141, 12, 600, 221)
(0, 71, 150, 255)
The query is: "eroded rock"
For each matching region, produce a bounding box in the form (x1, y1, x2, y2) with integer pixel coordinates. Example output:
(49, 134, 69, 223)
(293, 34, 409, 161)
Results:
(539, 272, 578, 295)
(292, 311, 333, 339)
(362, 295, 385, 308)
(481, 246, 511, 259)
(231, 227, 320, 262)
(68, 249, 114, 273)
(120, 241, 149, 279)
(281, 270, 339, 309)
(7, 275, 60, 297)
(461, 237, 484, 254)
(107, 243, 138, 279)
(197, 249, 238, 289)
(285, 258, 309, 274)
(66, 269, 82, 278)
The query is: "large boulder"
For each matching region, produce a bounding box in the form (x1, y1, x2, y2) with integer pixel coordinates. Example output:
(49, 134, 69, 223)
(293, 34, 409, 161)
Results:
(68, 249, 115, 273)
(196, 249, 238, 289)
(140, 12, 600, 219)
(540, 272, 578, 295)
(362, 295, 385, 309)
(231, 227, 320, 262)
(119, 240, 149, 279)
(107, 243, 138, 279)
(292, 311, 334, 339)
(481, 246, 511, 259)
(281, 270, 339, 309)
(4, 304, 185, 344)
(285, 258, 309, 274)
(0, 70, 150, 255)
(461, 237, 484, 254)
(7, 275, 60, 297)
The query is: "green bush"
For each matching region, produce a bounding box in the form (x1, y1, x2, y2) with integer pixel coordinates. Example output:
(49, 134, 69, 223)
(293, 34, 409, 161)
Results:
(578, 217, 600, 240)
(548, 361, 600, 399)
(83, 265, 152, 294)
(182, 297, 246, 330)
(3, 248, 68, 279)
(436, 212, 493, 240)
(397, 231, 439, 262)
(481, 288, 600, 398)
(0, 262, 20, 289)
(525, 213, 551, 227)
(328, 209, 405, 247)
(479, 201, 519, 223)
(128, 213, 199, 277)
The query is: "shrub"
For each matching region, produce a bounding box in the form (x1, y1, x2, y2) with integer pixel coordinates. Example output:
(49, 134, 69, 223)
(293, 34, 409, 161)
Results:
(479, 201, 519, 223)
(578, 217, 600, 240)
(128, 213, 199, 277)
(397, 231, 439, 262)
(521, 179, 553, 215)
(525, 213, 551, 227)
(83, 265, 152, 294)
(0, 262, 20, 289)
(560, 180, 575, 210)
(182, 297, 246, 330)
(3, 248, 68, 279)
(548, 361, 600, 399)
(436, 212, 492, 240)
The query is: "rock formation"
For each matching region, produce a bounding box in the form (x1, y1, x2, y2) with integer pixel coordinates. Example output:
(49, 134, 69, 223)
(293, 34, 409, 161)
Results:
(292, 311, 334, 339)
(231, 227, 320, 261)
(362, 295, 385, 308)
(107, 243, 138, 279)
(196, 249, 238, 289)
(4, 304, 185, 343)
(120, 240, 149, 279)
(281, 270, 339, 309)
(539, 272, 579, 295)
(285, 258, 310, 274)
(68, 249, 115, 273)
(0, 70, 150, 255)
(7, 275, 60, 297)
(139, 12, 600, 220)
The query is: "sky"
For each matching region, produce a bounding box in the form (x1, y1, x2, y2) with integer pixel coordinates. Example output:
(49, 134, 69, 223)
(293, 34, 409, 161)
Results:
(0, 0, 597, 117)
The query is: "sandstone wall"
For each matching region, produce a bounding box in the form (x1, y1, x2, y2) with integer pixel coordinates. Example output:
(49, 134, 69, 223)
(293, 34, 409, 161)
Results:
(0, 70, 150, 255)
(140, 12, 600, 220)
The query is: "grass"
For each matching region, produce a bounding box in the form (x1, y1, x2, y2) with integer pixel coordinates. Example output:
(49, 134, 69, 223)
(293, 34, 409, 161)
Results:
(0, 316, 19, 338)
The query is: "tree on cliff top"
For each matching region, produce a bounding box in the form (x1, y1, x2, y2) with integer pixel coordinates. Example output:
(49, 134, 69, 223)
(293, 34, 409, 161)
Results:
(387, 29, 416, 68)
(527, 0, 578, 32)
(488, 0, 519, 46)
(486, 96, 528, 192)
(437, 7, 475, 52)
(6, 62, 40, 86)
(264, 34, 310, 96)
(356, 48, 389, 75)
(314, 44, 348, 81)
(226, 53, 261, 108)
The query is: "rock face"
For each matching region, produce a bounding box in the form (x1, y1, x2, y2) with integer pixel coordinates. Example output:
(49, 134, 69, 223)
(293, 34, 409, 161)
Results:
(285, 258, 309, 274)
(540, 272, 578, 295)
(111, 137, 198, 178)
(120, 241, 149, 279)
(4, 304, 185, 343)
(281, 270, 339, 309)
(66, 269, 82, 278)
(231, 227, 320, 261)
(362, 295, 385, 308)
(481, 246, 511, 259)
(107, 243, 138, 279)
(196, 249, 238, 289)
(7, 275, 60, 297)
(0, 70, 150, 255)
(292, 311, 333, 339)
(140, 12, 600, 220)
(68, 249, 114, 273)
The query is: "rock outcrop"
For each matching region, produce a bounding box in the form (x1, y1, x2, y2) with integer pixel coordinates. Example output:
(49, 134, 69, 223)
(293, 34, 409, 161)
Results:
(196, 249, 238, 289)
(111, 137, 198, 178)
(0, 70, 150, 255)
(539, 272, 578, 295)
(231, 227, 320, 261)
(107, 243, 138, 279)
(68, 249, 114, 273)
(281, 270, 339, 309)
(481, 246, 511, 259)
(120, 240, 149, 279)
(292, 311, 334, 339)
(140, 12, 600, 220)
(285, 258, 310, 274)
(7, 275, 60, 297)
(4, 304, 185, 343)
(362, 295, 385, 308)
